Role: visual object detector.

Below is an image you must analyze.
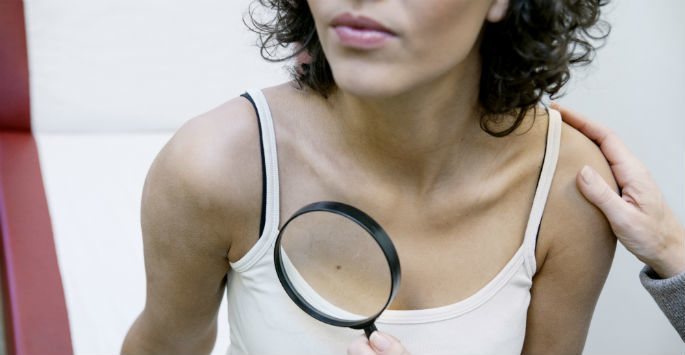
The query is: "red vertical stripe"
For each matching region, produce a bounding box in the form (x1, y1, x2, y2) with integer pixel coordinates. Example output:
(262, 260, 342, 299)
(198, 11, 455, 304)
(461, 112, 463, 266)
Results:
(0, 133, 73, 355)
(0, 1, 74, 354)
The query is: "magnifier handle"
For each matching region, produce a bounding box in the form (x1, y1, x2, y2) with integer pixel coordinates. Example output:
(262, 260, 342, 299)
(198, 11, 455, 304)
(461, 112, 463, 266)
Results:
(364, 324, 378, 339)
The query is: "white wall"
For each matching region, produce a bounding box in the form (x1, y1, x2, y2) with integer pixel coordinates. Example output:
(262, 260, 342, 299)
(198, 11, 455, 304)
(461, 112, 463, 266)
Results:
(26, 0, 288, 133)
(27, 0, 683, 354)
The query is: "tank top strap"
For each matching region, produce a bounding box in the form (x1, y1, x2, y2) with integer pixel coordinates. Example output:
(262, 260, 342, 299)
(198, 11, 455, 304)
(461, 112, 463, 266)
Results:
(522, 108, 562, 276)
(230, 89, 281, 272)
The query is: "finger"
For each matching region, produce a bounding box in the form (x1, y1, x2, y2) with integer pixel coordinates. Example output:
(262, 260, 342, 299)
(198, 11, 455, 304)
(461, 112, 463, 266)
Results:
(370, 331, 410, 355)
(347, 336, 377, 355)
(577, 165, 631, 224)
(552, 103, 642, 173)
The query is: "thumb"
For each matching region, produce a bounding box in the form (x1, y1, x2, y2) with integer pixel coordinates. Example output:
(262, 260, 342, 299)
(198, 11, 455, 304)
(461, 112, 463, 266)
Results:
(577, 165, 627, 222)
(370, 331, 408, 355)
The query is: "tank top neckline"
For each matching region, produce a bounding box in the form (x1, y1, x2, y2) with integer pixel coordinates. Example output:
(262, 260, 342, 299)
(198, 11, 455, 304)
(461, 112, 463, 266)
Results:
(230, 88, 563, 324)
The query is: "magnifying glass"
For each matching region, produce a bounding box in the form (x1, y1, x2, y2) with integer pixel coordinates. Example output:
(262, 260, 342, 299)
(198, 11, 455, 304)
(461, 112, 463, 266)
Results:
(274, 201, 401, 338)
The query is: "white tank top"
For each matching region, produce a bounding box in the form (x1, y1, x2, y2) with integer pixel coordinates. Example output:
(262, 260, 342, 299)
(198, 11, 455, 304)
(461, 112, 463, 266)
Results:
(225, 89, 562, 355)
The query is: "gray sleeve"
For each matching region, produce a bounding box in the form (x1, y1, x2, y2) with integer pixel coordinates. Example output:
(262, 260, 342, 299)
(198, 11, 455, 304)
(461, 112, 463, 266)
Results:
(639, 265, 685, 341)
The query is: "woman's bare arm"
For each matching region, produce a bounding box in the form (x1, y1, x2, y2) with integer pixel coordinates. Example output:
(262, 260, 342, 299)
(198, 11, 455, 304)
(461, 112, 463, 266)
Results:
(522, 121, 618, 354)
(121, 98, 263, 354)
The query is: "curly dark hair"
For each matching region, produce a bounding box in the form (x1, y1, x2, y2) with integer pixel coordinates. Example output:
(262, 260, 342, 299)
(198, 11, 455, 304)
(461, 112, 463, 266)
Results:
(246, 0, 610, 136)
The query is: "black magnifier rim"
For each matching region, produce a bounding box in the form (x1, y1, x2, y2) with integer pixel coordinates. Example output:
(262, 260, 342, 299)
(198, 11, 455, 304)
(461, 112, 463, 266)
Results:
(274, 201, 401, 331)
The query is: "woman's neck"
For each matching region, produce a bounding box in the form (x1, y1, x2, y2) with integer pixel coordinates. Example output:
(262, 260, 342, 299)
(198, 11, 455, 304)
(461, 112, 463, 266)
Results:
(323, 54, 493, 196)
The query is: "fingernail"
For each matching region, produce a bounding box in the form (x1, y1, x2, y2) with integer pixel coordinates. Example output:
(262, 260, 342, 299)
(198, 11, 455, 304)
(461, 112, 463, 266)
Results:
(581, 165, 593, 184)
(370, 332, 390, 352)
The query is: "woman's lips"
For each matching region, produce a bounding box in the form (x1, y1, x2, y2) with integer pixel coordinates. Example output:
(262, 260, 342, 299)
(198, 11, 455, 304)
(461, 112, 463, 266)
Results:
(333, 26, 395, 49)
(330, 13, 397, 49)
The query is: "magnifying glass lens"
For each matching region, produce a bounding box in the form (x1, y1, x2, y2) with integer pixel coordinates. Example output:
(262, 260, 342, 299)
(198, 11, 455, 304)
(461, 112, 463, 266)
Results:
(278, 211, 392, 321)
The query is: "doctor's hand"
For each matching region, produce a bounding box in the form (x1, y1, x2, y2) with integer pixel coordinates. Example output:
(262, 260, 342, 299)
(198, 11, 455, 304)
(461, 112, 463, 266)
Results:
(347, 331, 411, 355)
(552, 103, 685, 279)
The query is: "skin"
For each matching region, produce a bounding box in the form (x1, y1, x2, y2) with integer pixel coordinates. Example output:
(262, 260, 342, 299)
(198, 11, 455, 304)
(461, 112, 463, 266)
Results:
(348, 332, 411, 355)
(122, 0, 617, 354)
(552, 103, 685, 279)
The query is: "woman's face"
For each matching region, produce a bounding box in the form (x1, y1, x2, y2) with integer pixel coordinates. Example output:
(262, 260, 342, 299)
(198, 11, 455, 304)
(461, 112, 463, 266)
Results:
(306, 0, 508, 98)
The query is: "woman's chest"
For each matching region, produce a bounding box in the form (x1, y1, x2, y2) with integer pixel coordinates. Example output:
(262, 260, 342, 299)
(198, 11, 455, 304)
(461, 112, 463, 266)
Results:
(277, 164, 538, 311)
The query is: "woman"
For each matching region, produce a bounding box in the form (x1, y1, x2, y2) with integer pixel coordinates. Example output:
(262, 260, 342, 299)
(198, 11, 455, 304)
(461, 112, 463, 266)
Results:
(122, 0, 615, 354)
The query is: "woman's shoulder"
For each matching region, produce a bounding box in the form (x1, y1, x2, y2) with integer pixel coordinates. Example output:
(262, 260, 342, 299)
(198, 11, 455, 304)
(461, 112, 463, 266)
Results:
(536, 117, 618, 267)
(521, 115, 619, 352)
(163, 94, 262, 205)
(142, 94, 265, 256)
(554, 118, 619, 216)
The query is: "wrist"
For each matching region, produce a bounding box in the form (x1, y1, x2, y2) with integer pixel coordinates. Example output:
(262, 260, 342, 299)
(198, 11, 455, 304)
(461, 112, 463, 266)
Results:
(650, 223, 685, 279)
